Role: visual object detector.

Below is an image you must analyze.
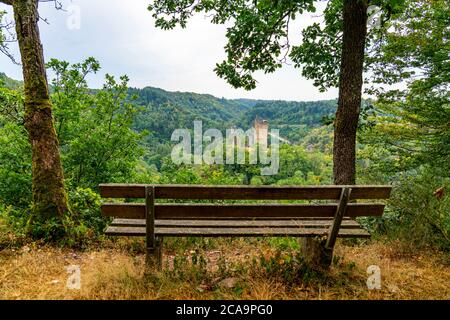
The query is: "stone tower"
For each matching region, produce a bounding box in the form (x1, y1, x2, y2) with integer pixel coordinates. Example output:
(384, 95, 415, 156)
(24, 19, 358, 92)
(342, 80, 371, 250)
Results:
(253, 116, 269, 144)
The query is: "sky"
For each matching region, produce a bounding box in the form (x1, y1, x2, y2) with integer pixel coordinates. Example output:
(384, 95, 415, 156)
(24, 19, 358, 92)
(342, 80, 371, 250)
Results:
(0, 0, 338, 101)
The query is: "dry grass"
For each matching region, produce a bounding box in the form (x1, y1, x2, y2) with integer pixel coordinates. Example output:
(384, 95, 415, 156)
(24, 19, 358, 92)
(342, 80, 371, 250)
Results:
(0, 238, 449, 300)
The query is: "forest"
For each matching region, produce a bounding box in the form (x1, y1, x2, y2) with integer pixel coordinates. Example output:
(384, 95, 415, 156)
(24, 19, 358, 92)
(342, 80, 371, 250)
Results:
(0, 0, 448, 301)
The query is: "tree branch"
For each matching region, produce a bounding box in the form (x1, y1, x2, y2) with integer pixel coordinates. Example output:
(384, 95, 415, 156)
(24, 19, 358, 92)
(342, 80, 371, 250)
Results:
(0, 0, 13, 6)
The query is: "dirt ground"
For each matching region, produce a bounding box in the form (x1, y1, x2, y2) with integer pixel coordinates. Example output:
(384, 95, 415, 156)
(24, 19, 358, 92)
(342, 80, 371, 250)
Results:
(0, 238, 449, 300)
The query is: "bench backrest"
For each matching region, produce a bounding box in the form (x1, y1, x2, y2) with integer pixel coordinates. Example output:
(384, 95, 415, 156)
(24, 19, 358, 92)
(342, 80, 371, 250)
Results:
(99, 184, 391, 220)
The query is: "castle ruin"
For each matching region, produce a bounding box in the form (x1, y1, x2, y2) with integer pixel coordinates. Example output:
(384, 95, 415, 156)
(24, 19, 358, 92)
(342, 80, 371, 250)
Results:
(253, 116, 269, 144)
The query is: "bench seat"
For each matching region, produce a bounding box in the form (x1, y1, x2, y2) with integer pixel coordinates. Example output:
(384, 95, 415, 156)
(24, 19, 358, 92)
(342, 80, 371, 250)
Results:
(105, 218, 370, 238)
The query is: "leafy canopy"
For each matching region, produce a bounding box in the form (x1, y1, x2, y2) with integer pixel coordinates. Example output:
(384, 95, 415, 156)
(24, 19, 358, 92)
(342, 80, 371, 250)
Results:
(148, 0, 406, 91)
(361, 0, 450, 174)
(47, 58, 147, 189)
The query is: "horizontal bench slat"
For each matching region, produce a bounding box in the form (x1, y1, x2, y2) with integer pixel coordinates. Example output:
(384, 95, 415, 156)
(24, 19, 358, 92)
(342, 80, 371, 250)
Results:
(101, 203, 385, 219)
(99, 184, 391, 200)
(110, 218, 362, 229)
(105, 226, 370, 238)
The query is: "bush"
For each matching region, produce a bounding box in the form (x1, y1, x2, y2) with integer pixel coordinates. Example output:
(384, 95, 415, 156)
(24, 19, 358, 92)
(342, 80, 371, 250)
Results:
(0, 202, 28, 237)
(0, 122, 32, 208)
(362, 168, 449, 251)
(68, 187, 107, 235)
(253, 249, 321, 285)
(0, 202, 29, 249)
(58, 187, 109, 247)
(0, 187, 108, 247)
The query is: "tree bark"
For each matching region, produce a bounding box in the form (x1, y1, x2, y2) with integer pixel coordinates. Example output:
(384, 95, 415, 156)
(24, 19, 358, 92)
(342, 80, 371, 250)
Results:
(300, 0, 368, 270)
(12, 0, 69, 220)
(300, 237, 333, 271)
(333, 0, 368, 185)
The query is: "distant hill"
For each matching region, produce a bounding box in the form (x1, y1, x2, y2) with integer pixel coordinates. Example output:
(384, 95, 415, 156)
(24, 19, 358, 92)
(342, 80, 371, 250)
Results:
(238, 100, 337, 128)
(0, 72, 23, 89)
(127, 86, 337, 166)
(1, 71, 337, 150)
(237, 100, 336, 142)
(129, 86, 337, 144)
(130, 86, 252, 143)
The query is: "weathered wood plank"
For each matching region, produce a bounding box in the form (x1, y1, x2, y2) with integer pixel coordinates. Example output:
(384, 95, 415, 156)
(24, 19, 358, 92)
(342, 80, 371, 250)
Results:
(110, 218, 362, 229)
(105, 226, 370, 238)
(99, 184, 391, 200)
(101, 203, 386, 219)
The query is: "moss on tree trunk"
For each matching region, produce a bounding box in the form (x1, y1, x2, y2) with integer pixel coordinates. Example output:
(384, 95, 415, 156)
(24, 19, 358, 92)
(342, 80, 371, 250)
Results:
(13, 0, 69, 223)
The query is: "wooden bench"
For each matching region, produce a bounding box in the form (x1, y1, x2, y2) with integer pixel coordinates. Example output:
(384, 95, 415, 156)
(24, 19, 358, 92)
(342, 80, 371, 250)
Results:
(99, 184, 391, 269)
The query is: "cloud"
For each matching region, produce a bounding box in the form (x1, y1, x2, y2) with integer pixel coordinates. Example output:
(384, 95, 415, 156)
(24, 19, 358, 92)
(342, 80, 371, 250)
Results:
(0, 0, 338, 101)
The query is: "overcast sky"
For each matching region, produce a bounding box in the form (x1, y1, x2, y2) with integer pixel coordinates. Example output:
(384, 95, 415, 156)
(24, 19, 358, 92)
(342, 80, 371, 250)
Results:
(0, 0, 338, 101)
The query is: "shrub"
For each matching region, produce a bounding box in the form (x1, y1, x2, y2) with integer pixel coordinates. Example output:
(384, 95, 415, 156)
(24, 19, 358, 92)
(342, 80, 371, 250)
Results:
(361, 168, 449, 251)
(68, 187, 106, 235)
(0, 187, 108, 247)
(0, 122, 32, 208)
(253, 249, 321, 285)
(58, 187, 109, 247)
(0, 202, 28, 238)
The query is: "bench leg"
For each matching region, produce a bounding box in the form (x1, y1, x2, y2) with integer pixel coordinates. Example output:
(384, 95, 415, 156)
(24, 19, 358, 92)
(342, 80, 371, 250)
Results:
(146, 237, 163, 270)
(300, 237, 333, 271)
(300, 187, 352, 271)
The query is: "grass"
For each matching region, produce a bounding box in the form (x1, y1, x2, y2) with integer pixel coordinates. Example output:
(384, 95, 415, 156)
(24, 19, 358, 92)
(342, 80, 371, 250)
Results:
(0, 237, 449, 300)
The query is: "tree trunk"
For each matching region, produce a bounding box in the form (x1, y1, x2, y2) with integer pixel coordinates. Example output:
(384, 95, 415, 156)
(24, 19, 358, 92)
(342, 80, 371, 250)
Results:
(12, 0, 69, 220)
(333, 0, 368, 185)
(300, 0, 369, 271)
(300, 237, 333, 271)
